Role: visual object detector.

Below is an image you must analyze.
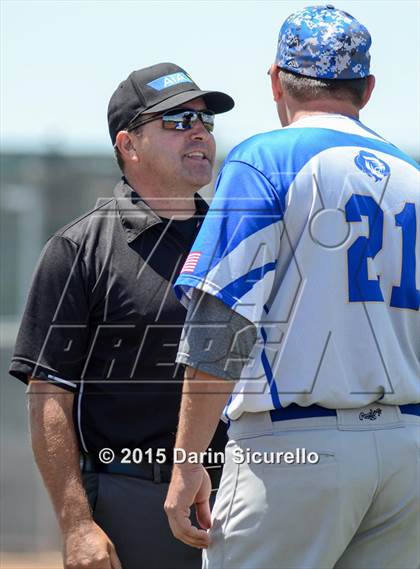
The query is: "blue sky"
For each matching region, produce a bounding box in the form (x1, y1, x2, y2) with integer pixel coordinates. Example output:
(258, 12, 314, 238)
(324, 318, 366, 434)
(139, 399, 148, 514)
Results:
(1, 0, 419, 158)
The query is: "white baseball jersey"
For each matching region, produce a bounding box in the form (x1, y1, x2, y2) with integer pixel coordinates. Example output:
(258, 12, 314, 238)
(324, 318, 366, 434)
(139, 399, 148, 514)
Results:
(175, 114, 420, 420)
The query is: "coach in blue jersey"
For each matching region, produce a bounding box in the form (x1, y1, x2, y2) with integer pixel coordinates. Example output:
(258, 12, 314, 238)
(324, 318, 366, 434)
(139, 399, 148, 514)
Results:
(165, 6, 420, 569)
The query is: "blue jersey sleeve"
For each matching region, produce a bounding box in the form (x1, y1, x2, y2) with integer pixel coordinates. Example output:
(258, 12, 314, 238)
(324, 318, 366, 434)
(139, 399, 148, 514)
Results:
(174, 160, 284, 322)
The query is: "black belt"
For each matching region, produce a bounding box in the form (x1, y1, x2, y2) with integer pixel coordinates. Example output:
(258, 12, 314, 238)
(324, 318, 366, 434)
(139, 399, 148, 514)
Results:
(81, 453, 223, 490)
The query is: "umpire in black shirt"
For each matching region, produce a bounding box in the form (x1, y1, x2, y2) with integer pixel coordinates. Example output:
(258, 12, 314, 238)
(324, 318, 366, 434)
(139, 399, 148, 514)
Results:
(9, 63, 234, 569)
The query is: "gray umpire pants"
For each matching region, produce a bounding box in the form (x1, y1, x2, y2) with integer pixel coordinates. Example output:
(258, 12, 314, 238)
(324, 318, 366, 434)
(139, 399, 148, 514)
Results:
(83, 472, 206, 569)
(204, 405, 420, 569)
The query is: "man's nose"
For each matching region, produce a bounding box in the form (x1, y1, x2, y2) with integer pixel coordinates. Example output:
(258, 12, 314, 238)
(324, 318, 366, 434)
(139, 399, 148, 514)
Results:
(190, 118, 211, 140)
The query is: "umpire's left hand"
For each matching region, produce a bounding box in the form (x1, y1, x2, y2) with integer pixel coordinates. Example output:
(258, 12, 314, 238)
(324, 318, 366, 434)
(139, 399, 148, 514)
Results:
(165, 463, 212, 548)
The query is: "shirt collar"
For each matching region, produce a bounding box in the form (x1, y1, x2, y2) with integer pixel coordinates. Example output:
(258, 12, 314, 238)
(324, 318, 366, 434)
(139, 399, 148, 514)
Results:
(114, 178, 208, 243)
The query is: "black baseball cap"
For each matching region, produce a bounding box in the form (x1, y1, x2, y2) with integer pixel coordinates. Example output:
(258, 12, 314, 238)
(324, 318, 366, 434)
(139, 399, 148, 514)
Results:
(108, 62, 235, 144)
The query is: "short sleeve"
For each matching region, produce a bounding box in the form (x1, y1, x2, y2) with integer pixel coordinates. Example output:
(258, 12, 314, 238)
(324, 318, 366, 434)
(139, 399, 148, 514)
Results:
(176, 290, 257, 381)
(9, 235, 90, 392)
(174, 160, 283, 323)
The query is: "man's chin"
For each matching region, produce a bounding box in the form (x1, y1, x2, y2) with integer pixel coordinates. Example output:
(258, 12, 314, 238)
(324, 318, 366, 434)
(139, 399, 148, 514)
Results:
(183, 171, 213, 190)
(193, 177, 212, 190)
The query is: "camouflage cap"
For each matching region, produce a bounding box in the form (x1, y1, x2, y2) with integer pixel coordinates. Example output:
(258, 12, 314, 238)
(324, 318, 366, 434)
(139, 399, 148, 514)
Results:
(276, 4, 371, 79)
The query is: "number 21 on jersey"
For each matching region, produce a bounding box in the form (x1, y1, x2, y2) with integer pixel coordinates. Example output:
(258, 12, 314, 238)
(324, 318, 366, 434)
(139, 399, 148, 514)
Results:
(345, 194, 419, 310)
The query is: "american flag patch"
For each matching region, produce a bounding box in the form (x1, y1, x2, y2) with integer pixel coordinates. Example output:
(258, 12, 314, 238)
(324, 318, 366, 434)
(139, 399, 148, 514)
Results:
(181, 251, 201, 273)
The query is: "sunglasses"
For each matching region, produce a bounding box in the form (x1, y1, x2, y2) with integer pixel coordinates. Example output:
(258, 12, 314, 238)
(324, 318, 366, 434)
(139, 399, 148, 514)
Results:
(128, 108, 215, 133)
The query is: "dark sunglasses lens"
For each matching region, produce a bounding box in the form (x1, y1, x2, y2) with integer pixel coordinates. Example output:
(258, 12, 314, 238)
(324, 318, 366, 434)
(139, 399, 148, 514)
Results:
(201, 112, 214, 132)
(162, 110, 214, 132)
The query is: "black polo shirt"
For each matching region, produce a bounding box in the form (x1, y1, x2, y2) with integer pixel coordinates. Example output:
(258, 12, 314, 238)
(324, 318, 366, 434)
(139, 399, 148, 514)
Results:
(9, 180, 227, 458)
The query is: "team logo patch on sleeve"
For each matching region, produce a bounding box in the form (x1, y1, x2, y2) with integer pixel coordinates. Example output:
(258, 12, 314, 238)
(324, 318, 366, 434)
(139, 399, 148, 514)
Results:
(181, 252, 201, 273)
(354, 150, 390, 182)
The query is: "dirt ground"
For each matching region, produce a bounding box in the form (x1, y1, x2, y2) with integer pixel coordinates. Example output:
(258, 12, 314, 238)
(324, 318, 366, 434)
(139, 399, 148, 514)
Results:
(0, 552, 62, 569)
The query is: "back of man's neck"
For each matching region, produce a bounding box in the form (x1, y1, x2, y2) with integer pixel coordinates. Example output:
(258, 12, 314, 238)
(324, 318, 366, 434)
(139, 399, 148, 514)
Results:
(289, 102, 360, 125)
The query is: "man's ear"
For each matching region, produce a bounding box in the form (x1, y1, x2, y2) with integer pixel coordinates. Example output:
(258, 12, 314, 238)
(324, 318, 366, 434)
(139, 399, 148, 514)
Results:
(360, 75, 376, 110)
(115, 131, 139, 163)
(270, 64, 283, 102)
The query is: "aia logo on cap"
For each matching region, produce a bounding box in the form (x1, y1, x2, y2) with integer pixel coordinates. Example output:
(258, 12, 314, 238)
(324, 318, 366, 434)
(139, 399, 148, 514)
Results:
(147, 73, 193, 91)
(354, 151, 390, 182)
